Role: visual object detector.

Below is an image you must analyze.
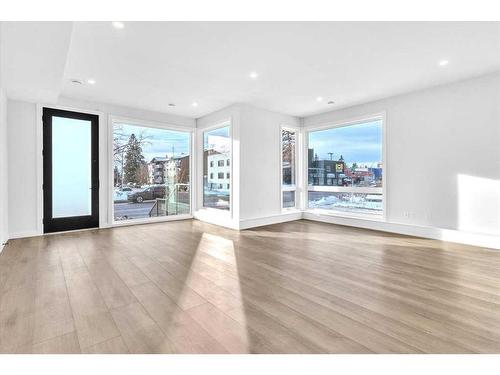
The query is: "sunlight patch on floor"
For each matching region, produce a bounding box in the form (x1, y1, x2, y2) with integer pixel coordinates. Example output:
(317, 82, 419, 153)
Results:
(177, 232, 251, 352)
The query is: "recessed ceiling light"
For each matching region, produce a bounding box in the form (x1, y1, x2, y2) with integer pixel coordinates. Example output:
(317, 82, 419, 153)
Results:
(249, 72, 259, 80)
(70, 79, 83, 85)
(192, 102, 199, 107)
(112, 21, 125, 29)
(87, 79, 96, 85)
(316, 96, 323, 102)
(439, 60, 449, 66)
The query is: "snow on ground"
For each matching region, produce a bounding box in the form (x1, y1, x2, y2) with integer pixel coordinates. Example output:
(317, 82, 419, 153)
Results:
(309, 194, 382, 212)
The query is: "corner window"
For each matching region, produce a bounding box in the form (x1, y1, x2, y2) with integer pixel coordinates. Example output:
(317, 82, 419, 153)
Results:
(203, 124, 231, 211)
(112, 122, 191, 222)
(307, 118, 383, 217)
(281, 128, 297, 209)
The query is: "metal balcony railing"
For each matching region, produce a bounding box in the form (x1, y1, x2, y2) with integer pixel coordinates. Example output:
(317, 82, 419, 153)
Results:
(149, 184, 190, 217)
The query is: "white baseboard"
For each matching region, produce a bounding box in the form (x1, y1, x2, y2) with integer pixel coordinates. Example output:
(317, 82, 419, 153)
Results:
(193, 210, 239, 230)
(8, 230, 41, 240)
(6, 216, 195, 241)
(6, 211, 498, 251)
(239, 211, 303, 230)
(111, 214, 193, 228)
(194, 209, 303, 231)
(303, 211, 500, 250)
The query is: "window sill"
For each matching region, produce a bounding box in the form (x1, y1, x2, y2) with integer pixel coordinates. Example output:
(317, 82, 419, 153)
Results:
(197, 207, 232, 216)
(304, 208, 386, 223)
(111, 214, 193, 227)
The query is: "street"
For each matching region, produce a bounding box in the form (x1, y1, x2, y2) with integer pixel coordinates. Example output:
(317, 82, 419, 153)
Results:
(114, 198, 191, 221)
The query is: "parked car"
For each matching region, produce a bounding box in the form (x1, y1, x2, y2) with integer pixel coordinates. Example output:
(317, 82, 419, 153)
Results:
(120, 186, 133, 192)
(128, 185, 165, 203)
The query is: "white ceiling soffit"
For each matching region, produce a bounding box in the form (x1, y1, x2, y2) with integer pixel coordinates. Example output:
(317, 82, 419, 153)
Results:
(0, 22, 73, 103)
(3, 22, 500, 118)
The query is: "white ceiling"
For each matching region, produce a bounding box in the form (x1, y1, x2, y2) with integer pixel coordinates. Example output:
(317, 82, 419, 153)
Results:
(0, 22, 73, 103)
(1, 22, 500, 118)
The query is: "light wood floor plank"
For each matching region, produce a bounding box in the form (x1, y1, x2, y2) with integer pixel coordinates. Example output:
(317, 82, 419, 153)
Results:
(32, 332, 81, 354)
(110, 302, 175, 354)
(130, 282, 228, 354)
(82, 336, 130, 354)
(2, 219, 500, 353)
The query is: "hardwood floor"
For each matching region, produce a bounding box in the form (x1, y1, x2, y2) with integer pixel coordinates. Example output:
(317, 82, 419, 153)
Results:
(1, 219, 500, 354)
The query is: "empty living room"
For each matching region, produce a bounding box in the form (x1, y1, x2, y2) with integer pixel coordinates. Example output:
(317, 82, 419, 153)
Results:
(0, 1, 500, 373)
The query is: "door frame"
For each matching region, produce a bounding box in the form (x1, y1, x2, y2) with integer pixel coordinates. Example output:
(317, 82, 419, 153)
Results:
(42, 107, 100, 233)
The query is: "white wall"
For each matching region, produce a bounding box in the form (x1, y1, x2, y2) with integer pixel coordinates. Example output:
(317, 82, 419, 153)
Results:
(6, 97, 195, 238)
(0, 89, 8, 249)
(303, 72, 500, 237)
(0, 24, 8, 251)
(195, 103, 301, 229)
(7, 100, 38, 238)
(238, 104, 300, 220)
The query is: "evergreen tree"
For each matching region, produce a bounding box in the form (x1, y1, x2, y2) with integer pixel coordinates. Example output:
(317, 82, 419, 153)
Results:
(123, 134, 145, 185)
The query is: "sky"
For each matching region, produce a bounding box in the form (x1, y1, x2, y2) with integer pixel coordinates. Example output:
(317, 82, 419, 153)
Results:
(116, 123, 190, 162)
(308, 120, 382, 167)
(204, 125, 230, 153)
(114, 121, 380, 168)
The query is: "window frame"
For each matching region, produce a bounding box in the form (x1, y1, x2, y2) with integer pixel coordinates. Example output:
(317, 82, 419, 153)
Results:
(303, 113, 387, 221)
(199, 120, 233, 215)
(108, 115, 194, 226)
(280, 125, 300, 211)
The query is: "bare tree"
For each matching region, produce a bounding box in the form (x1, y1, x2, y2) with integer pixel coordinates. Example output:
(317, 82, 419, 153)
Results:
(282, 129, 296, 185)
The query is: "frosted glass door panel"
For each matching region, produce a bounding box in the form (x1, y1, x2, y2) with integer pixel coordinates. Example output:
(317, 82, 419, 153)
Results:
(52, 116, 92, 218)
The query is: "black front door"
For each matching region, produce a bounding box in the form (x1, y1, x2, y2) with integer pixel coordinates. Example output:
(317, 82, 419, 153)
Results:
(42, 108, 99, 233)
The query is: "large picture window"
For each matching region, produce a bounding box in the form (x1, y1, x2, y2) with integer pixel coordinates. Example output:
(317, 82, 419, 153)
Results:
(113, 122, 190, 222)
(281, 128, 297, 209)
(203, 124, 231, 210)
(307, 118, 383, 217)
